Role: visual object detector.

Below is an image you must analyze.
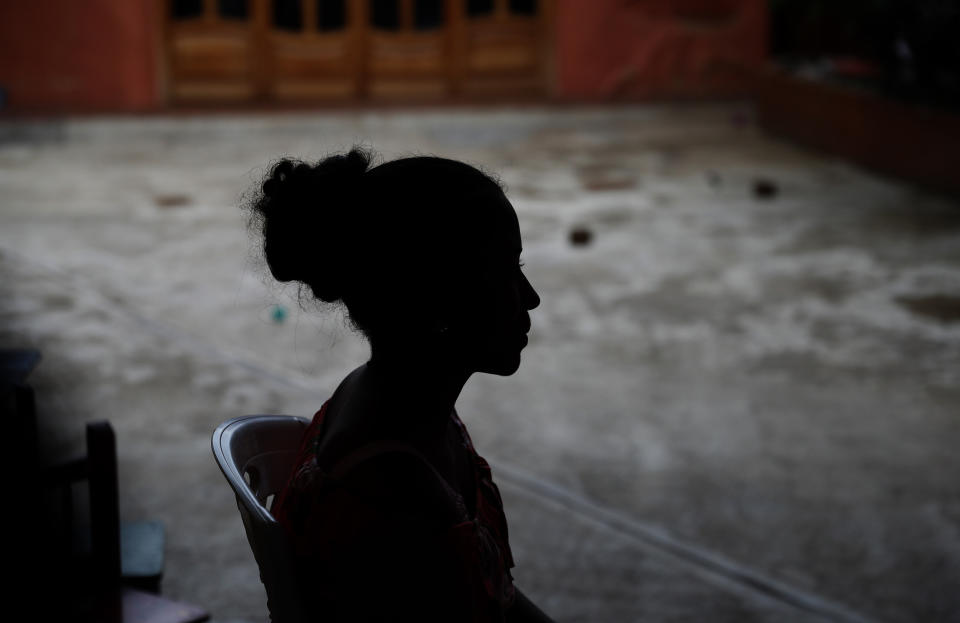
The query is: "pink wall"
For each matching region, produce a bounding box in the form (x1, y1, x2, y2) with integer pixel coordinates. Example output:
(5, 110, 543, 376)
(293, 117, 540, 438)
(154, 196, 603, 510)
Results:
(0, 1, 160, 113)
(554, 0, 768, 99)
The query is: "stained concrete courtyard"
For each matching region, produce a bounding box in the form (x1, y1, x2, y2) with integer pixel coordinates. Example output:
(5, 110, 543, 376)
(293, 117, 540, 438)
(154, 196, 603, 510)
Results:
(2, 105, 959, 622)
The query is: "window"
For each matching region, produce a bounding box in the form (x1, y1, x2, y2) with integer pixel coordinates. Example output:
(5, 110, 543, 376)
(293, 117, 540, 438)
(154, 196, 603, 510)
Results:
(414, 0, 443, 30)
(219, 0, 249, 19)
(370, 0, 399, 30)
(509, 0, 537, 16)
(274, 0, 303, 31)
(317, 0, 346, 31)
(466, 0, 493, 17)
(171, 0, 203, 19)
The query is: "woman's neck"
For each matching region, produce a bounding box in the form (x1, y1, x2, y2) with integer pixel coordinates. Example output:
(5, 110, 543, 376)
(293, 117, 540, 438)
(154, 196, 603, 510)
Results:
(365, 345, 472, 441)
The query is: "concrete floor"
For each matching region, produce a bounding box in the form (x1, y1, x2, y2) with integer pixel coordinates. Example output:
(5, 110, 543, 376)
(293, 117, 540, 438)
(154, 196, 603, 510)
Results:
(1, 105, 959, 623)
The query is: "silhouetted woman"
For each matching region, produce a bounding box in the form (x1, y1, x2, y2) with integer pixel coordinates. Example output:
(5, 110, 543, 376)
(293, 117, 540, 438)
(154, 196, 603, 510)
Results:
(248, 148, 551, 622)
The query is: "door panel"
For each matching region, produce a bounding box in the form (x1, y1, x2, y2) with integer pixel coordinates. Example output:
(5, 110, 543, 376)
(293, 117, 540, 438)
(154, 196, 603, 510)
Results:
(267, 0, 360, 101)
(458, 0, 548, 97)
(166, 0, 257, 102)
(365, 0, 450, 100)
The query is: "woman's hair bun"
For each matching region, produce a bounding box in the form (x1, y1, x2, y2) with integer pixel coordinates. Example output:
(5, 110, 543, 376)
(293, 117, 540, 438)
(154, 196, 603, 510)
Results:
(250, 147, 372, 302)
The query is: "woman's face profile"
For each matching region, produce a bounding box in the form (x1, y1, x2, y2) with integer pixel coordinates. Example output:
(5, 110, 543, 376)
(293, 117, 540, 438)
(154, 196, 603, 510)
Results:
(450, 192, 540, 376)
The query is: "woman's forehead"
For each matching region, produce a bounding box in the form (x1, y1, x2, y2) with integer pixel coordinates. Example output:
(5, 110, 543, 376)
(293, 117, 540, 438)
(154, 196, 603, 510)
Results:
(477, 192, 521, 251)
(433, 185, 520, 265)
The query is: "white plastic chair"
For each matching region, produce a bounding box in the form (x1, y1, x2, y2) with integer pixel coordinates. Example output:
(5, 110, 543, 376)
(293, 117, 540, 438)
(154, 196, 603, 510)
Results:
(211, 415, 310, 623)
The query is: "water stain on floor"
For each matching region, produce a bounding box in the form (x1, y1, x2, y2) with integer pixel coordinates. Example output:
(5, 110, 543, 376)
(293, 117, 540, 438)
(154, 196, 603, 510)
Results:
(154, 194, 192, 209)
(577, 165, 637, 191)
(895, 295, 960, 324)
(871, 199, 960, 237)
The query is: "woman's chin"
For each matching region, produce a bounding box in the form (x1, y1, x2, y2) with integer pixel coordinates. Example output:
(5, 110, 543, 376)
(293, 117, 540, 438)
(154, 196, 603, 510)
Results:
(479, 350, 523, 377)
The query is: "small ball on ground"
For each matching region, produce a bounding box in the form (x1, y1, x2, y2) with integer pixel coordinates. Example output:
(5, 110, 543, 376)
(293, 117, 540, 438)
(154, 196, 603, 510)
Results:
(569, 226, 593, 247)
(752, 179, 779, 200)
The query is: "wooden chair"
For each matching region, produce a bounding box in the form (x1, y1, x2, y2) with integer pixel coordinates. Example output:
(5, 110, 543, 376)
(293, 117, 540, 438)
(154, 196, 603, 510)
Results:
(40, 421, 210, 623)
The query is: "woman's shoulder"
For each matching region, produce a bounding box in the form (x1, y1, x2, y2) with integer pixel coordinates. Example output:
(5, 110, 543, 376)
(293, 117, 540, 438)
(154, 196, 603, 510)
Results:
(336, 442, 466, 528)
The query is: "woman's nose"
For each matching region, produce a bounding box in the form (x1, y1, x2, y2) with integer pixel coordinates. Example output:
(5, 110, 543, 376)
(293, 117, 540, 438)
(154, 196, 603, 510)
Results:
(521, 273, 540, 310)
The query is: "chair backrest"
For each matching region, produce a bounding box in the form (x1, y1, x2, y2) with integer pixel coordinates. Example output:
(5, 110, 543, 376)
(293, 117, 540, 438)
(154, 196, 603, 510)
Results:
(211, 415, 310, 623)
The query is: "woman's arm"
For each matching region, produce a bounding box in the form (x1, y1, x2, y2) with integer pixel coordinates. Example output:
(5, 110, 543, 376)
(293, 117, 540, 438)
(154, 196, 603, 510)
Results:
(333, 452, 474, 622)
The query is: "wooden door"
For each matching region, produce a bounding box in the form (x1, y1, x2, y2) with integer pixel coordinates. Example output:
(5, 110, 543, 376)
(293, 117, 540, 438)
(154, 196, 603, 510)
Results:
(456, 0, 551, 97)
(364, 0, 450, 99)
(165, 0, 259, 101)
(266, 0, 362, 100)
(163, 0, 551, 103)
